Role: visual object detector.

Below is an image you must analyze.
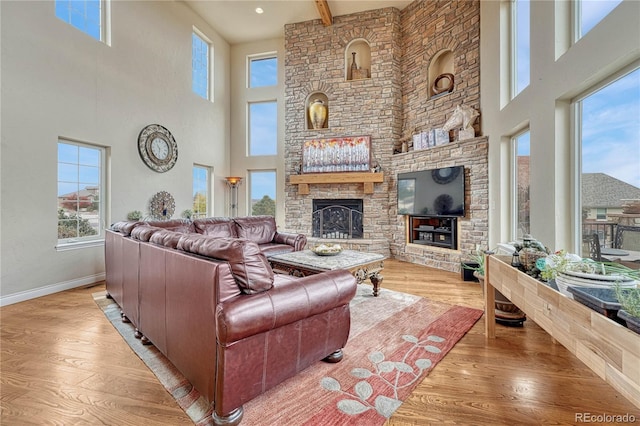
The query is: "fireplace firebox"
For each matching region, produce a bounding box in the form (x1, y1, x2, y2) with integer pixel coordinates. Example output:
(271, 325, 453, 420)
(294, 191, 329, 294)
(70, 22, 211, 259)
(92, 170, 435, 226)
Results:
(312, 199, 363, 239)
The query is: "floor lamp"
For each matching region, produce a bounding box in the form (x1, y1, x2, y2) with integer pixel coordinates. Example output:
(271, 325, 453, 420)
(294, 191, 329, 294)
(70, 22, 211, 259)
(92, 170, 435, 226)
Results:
(225, 176, 243, 217)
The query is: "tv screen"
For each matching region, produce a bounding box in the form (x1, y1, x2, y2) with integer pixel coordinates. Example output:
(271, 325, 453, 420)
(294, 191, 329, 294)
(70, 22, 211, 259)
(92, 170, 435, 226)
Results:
(397, 166, 465, 216)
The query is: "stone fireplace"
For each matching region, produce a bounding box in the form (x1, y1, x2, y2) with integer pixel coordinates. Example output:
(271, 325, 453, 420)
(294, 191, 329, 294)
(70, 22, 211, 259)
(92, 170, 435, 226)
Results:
(312, 199, 363, 239)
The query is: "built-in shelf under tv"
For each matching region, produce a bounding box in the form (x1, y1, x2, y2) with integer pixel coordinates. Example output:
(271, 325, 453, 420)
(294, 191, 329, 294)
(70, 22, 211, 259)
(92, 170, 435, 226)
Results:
(397, 166, 465, 216)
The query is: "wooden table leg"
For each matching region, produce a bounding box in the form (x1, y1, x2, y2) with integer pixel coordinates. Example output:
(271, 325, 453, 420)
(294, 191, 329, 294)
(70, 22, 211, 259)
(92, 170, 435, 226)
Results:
(484, 254, 496, 338)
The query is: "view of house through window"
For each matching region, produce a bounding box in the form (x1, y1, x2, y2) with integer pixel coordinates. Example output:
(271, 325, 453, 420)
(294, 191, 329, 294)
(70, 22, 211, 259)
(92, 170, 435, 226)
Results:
(514, 130, 531, 239)
(192, 29, 210, 100)
(249, 101, 277, 156)
(57, 140, 105, 244)
(512, 0, 530, 98)
(55, 0, 105, 41)
(249, 56, 277, 88)
(249, 170, 276, 217)
(192, 165, 210, 219)
(579, 67, 640, 256)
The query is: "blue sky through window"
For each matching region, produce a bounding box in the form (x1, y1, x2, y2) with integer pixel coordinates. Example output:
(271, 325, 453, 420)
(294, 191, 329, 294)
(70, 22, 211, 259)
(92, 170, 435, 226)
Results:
(581, 68, 640, 188)
(514, 0, 530, 96)
(249, 102, 277, 156)
(250, 170, 276, 202)
(55, 0, 101, 40)
(580, 0, 622, 38)
(58, 143, 100, 196)
(250, 57, 277, 87)
(192, 32, 209, 99)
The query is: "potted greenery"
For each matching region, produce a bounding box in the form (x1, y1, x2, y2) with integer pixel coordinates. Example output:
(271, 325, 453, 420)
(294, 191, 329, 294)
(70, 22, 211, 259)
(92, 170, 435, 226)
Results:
(615, 284, 640, 334)
(127, 210, 143, 221)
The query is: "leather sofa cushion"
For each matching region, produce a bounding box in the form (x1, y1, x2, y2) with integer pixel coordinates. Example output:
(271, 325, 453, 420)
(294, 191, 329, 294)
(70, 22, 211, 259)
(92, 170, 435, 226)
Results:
(149, 229, 184, 249)
(233, 216, 277, 245)
(177, 235, 274, 294)
(145, 219, 195, 233)
(130, 225, 162, 242)
(111, 221, 144, 236)
(193, 217, 238, 238)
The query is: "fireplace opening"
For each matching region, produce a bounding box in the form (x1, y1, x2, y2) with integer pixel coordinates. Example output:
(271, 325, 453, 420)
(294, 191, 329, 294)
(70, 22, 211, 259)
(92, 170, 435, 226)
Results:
(312, 199, 363, 239)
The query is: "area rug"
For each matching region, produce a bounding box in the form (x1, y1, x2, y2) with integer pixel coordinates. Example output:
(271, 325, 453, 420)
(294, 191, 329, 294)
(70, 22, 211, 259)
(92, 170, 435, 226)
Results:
(93, 285, 482, 425)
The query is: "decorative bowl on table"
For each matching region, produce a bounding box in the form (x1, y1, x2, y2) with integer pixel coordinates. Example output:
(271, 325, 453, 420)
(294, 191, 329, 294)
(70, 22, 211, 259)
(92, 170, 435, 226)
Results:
(311, 244, 343, 256)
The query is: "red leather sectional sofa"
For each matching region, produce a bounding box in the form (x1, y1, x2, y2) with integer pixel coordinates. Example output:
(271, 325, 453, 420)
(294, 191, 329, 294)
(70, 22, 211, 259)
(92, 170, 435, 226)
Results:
(105, 216, 356, 425)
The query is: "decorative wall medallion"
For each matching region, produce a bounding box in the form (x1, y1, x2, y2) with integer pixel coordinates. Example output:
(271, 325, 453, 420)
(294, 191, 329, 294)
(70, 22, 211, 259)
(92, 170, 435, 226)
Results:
(149, 191, 175, 220)
(138, 124, 178, 173)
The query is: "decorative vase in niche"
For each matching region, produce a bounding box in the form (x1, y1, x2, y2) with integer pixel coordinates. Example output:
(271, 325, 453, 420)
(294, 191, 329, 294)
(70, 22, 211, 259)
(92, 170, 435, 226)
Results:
(308, 99, 327, 130)
(351, 52, 358, 79)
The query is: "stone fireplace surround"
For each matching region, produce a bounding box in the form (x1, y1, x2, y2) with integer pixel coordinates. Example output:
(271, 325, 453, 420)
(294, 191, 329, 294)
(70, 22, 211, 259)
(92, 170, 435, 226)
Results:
(282, 1, 485, 272)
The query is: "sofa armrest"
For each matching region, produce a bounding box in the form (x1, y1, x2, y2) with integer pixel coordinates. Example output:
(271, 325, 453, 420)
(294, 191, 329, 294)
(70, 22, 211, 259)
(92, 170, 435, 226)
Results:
(273, 231, 307, 251)
(216, 269, 356, 345)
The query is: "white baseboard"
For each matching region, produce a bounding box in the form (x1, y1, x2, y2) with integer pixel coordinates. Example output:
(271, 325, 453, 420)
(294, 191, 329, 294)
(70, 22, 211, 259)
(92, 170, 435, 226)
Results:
(0, 273, 106, 307)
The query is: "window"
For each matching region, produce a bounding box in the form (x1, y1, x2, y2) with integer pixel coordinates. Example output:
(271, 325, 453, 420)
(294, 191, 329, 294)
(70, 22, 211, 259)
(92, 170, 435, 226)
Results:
(576, 0, 622, 41)
(192, 29, 211, 100)
(577, 67, 640, 252)
(192, 165, 210, 219)
(249, 170, 276, 217)
(513, 130, 531, 239)
(249, 56, 277, 88)
(511, 0, 530, 98)
(249, 101, 277, 156)
(57, 140, 106, 246)
(55, 0, 106, 42)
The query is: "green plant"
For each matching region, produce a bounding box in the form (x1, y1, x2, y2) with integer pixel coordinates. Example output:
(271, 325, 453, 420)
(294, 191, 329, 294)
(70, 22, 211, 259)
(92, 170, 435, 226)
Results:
(461, 249, 488, 276)
(181, 209, 193, 219)
(614, 283, 640, 318)
(127, 210, 143, 221)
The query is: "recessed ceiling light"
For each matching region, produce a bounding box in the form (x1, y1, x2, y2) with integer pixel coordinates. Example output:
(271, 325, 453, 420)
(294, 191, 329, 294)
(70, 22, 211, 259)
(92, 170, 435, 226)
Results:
(255, 7, 264, 14)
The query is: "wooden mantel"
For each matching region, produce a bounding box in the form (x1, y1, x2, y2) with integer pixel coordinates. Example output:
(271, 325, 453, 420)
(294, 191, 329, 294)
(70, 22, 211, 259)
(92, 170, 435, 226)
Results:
(290, 172, 384, 195)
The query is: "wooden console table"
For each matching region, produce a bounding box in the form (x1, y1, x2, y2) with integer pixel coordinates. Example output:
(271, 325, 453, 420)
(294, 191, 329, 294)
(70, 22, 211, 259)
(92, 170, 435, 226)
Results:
(484, 254, 640, 408)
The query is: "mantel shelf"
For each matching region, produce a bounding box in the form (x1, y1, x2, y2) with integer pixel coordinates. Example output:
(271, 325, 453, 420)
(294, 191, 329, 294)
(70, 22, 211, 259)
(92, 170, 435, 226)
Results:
(290, 172, 384, 195)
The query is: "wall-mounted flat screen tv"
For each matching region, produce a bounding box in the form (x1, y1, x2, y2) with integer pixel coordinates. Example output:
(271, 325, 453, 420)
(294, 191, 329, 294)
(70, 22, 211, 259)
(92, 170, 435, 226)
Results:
(397, 166, 465, 216)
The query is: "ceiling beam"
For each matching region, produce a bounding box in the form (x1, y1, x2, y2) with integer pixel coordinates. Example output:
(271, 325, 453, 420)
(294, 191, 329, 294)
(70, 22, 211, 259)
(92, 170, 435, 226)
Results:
(315, 0, 333, 26)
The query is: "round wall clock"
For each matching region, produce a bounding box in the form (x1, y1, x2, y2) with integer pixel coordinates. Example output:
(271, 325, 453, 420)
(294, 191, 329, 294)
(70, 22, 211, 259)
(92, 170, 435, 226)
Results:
(149, 191, 175, 220)
(138, 124, 178, 173)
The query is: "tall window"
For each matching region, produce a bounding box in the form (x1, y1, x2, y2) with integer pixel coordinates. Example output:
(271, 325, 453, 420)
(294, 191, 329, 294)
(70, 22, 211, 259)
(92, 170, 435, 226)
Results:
(249, 170, 276, 217)
(511, 0, 530, 98)
(513, 131, 531, 239)
(192, 29, 211, 100)
(57, 140, 106, 245)
(576, 0, 622, 41)
(249, 56, 277, 88)
(55, 0, 106, 42)
(249, 101, 277, 156)
(192, 165, 210, 219)
(577, 67, 640, 252)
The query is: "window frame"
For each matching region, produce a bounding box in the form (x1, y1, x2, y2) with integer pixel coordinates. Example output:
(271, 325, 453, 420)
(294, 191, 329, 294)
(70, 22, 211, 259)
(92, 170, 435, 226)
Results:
(573, 0, 622, 42)
(192, 164, 212, 219)
(511, 129, 531, 240)
(56, 138, 108, 250)
(248, 170, 277, 217)
(248, 100, 278, 157)
(510, 0, 530, 99)
(192, 27, 212, 101)
(248, 53, 278, 88)
(55, 0, 110, 43)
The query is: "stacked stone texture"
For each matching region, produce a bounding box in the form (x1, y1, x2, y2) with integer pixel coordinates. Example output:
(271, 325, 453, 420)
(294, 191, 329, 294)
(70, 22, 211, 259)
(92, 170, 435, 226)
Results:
(284, 1, 485, 272)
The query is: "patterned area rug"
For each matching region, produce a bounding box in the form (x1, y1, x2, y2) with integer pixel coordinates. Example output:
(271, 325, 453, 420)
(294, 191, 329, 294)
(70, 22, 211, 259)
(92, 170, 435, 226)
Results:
(93, 285, 482, 425)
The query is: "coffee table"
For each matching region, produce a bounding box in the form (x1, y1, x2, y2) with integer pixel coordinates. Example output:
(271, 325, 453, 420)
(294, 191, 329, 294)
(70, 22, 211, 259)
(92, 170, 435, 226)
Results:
(268, 250, 385, 296)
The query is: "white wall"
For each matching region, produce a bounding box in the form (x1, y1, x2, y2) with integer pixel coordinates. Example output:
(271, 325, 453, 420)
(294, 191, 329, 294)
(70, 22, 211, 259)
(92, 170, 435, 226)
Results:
(0, 1, 231, 304)
(480, 0, 640, 251)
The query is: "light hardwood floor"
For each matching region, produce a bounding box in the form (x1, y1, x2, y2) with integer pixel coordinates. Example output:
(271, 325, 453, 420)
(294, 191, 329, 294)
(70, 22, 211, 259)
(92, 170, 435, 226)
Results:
(1, 259, 639, 425)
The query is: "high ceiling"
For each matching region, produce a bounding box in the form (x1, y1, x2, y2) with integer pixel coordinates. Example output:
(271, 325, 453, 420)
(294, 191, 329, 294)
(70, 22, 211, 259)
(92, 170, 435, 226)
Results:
(183, 0, 413, 45)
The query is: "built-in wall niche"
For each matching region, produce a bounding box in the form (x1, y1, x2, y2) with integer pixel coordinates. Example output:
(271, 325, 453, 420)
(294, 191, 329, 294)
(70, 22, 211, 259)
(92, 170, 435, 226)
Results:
(428, 49, 455, 98)
(345, 39, 371, 81)
(306, 92, 329, 130)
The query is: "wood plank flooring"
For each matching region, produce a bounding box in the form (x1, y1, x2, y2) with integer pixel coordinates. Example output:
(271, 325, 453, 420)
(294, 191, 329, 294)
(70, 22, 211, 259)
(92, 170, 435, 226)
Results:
(1, 259, 639, 425)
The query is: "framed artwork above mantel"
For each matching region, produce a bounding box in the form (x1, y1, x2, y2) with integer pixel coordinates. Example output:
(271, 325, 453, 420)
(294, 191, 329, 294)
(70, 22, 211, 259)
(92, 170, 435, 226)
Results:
(302, 136, 371, 174)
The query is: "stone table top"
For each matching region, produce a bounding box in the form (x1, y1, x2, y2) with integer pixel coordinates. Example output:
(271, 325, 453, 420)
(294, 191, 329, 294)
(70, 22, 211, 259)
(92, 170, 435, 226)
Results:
(269, 249, 385, 271)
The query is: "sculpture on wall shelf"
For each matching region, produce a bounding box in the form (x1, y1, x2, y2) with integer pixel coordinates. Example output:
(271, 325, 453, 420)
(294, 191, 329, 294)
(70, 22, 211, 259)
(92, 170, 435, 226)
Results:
(442, 104, 480, 141)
